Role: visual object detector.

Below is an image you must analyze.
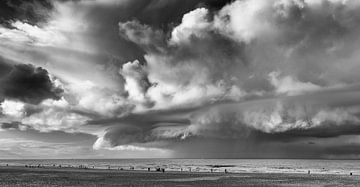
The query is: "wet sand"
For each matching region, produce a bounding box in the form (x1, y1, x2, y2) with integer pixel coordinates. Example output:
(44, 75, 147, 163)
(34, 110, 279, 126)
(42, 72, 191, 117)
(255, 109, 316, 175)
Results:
(1, 166, 360, 186)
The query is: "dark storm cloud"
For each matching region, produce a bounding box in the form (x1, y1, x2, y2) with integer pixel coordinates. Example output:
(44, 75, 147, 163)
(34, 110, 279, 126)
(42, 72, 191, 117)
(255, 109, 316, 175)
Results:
(168, 135, 360, 159)
(0, 0, 53, 27)
(1, 122, 21, 130)
(88, 107, 193, 147)
(88, 108, 191, 127)
(103, 125, 149, 146)
(0, 57, 13, 75)
(323, 144, 360, 156)
(0, 63, 63, 104)
(250, 124, 360, 144)
(272, 123, 360, 139)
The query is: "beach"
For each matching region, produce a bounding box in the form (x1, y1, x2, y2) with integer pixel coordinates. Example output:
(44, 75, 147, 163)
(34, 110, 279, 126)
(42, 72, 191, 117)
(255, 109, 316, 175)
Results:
(1, 166, 360, 186)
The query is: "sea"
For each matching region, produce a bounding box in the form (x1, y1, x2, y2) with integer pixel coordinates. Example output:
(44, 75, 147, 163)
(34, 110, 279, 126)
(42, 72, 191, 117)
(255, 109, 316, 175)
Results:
(0, 159, 359, 175)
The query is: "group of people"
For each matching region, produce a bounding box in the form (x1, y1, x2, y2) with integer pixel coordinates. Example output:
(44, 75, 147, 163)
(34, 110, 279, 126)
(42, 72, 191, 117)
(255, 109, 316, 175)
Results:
(12, 164, 345, 175)
(25, 164, 43, 168)
(22, 164, 91, 169)
(154, 167, 166, 172)
(20, 164, 226, 173)
(5, 163, 229, 173)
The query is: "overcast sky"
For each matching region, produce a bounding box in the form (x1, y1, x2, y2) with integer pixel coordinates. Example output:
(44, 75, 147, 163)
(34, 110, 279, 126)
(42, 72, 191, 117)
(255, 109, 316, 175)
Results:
(2, 0, 360, 159)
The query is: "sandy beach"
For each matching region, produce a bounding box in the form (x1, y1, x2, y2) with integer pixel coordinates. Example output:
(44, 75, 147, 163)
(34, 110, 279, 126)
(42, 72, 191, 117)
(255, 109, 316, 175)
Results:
(1, 166, 360, 186)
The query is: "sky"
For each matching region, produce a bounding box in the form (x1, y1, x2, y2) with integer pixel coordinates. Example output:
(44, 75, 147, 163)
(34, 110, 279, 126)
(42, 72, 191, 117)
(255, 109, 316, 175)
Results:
(1, 0, 360, 159)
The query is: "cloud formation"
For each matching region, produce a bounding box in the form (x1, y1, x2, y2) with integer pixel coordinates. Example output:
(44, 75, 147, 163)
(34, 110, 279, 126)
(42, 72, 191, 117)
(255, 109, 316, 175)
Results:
(106, 0, 360, 157)
(0, 63, 63, 104)
(2, 0, 360, 158)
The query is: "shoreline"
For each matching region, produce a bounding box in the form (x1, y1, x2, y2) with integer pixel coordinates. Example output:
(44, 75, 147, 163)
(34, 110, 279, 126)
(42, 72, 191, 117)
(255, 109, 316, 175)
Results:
(1, 166, 360, 186)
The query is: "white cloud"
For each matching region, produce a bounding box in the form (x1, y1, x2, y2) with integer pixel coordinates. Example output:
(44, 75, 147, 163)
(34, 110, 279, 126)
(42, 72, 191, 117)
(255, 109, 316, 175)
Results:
(312, 108, 360, 126)
(57, 80, 133, 117)
(0, 100, 25, 118)
(93, 136, 168, 153)
(21, 108, 89, 133)
(215, 0, 274, 43)
(0, 20, 69, 47)
(120, 60, 150, 106)
(0, 1, 96, 53)
(269, 71, 321, 96)
(170, 8, 211, 44)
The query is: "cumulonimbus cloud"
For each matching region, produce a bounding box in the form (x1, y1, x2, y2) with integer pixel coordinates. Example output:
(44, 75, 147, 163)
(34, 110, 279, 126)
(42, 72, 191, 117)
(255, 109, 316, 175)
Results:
(3, 0, 360, 158)
(102, 0, 360, 154)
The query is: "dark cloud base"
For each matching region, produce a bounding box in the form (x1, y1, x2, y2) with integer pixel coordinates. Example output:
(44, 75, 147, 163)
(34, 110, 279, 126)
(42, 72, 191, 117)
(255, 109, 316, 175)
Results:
(0, 61, 63, 104)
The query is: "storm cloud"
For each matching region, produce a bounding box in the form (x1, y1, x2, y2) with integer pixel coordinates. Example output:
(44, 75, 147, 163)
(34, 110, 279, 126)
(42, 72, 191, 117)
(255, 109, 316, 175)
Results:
(0, 63, 63, 104)
(2, 0, 360, 158)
